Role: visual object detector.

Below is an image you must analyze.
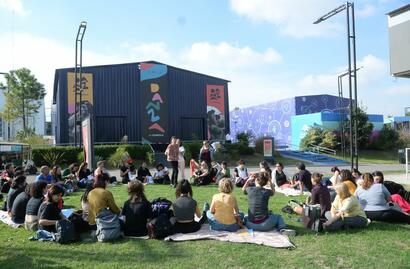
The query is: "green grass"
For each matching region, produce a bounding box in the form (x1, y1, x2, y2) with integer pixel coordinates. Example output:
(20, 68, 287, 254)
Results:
(335, 149, 399, 165)
(0, 185, 409, 269)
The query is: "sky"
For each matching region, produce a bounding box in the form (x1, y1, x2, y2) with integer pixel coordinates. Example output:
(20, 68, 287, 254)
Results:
(0, 0, 409, 121)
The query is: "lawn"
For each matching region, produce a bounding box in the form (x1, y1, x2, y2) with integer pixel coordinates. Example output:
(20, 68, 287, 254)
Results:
(0, 184, 409, 269)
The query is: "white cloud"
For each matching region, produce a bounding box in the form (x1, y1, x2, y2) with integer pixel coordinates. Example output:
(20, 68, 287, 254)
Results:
(130, 42, 171, 63)
(229, 0, 344, 38)
(0, 0, 27, 15)
(384, 84, 410, 95)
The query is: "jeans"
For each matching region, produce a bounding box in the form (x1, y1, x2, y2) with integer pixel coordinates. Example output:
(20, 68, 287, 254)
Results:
(206, 211, 243, 232)
(170, 161, 179, 186)
(324, 216, 368, 231)
(244, 214, 286, 231)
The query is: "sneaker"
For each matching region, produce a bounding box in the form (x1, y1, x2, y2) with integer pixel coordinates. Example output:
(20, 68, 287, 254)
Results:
(281, 205, 294, 214)
(203, 202, 210, 213)
(280, 229, 296, 236)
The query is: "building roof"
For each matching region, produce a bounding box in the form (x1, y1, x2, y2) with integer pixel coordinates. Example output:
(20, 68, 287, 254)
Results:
(387, 3, 410, 17)
(53, 60, 230, 104)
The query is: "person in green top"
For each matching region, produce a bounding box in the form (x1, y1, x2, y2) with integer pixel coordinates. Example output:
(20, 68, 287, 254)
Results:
(62, 163, 79, 181)
(215, 161, 230, 184)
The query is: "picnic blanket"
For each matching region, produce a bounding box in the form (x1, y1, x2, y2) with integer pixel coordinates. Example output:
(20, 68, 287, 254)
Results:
(275, 187, 310, 197)
(0, 210, 22, 229)
(164, 224, 295, 249)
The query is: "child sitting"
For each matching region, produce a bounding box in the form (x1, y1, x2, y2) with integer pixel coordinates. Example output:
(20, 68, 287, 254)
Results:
(323, 183, 369, 231)
(207, 178, 243, 232)
(233, 160, 248, 187)
(242, 172, 286, 231)
(172, 180, 207, 234)
(153, 163, 170, 184)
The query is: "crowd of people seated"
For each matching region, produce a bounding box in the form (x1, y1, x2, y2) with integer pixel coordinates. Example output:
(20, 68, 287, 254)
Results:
(0, 140, 409, 243)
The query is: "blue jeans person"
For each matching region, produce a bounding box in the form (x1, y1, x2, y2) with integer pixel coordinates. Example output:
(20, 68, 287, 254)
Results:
(206, 211, 244, 232)
(244, 214, 286, 231)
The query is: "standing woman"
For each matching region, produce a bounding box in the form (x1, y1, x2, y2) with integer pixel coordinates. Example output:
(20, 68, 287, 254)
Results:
(177, 139, 186, 181)
(199, 141, 212, 168)
(165, 136, 179, 188)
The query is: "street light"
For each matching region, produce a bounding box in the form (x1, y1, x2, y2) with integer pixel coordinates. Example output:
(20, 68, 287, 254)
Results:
(0, 72, 11, 141)
(314, 2, 359, 170)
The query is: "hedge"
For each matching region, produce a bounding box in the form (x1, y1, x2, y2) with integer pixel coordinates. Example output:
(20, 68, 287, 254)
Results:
(32, 144, 153, 167)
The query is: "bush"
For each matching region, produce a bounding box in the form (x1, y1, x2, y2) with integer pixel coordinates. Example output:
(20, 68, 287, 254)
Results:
(369, 126, 400, 150)
(224, 143, 255, 159)
(32, 146, 82, 167)
(107, 147, 129, 168)
(184, 141, 202, 161)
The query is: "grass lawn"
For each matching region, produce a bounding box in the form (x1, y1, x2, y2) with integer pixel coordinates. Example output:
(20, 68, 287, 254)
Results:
(0, 184, 409, 269)
(228, 152, 305, 167)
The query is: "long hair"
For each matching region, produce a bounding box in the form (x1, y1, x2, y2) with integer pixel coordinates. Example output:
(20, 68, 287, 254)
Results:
(128, 180, 147, 203)
(78, 162, 88, 173)
(175, 179, 193, 198)
(45, 184, 64, 204)
(335, 183, 351, 201)
(11, 175, 26, 189)
(81, 183, 94, 203)
(340, 169, 357, 187)
(362, 173, 374, 190)
(51, 165, 60, 177)
(30, 181, 47, 199)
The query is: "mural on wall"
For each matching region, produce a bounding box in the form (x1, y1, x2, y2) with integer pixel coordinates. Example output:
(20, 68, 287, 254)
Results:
(140, 63, 169, 143)
(206, 85, 225, 140)
(67, 72, 93, 144)
(230, 95, 351, 147)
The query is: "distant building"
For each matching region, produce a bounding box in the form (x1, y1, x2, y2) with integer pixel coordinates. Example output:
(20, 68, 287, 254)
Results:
(0, 91, 45, 141)
(385, 116, 410, 132)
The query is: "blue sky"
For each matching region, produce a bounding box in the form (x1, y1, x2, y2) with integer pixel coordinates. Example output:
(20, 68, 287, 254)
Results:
(0, 0, 409, 119)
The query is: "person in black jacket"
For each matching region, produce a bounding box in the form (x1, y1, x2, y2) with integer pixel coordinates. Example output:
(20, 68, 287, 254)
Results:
(137, 162, 152, 183)
(6, 175, 27, 215)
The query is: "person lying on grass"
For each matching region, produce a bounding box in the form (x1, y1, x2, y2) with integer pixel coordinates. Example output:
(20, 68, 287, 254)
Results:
(292, 172, 331, 219)
(242, 172, 286, 231)
(38, 184, 66, 233)
(207, 178, 244, 232)
(323, 183, 368, 232)
(121, 180, 153, 237)
(172, 180, 207, 234)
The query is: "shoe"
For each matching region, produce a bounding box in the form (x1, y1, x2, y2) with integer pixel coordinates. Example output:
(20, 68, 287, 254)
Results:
(280, 229, 296, 236)
(281, 205, 294, 214)
(203, 202, 210, 213)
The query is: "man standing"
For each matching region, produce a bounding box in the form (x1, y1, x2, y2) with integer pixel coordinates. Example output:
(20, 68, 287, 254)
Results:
(165, 136, 179, 188)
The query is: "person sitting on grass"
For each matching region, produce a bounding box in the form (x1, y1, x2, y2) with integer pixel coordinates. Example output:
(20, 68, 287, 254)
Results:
(77, 162, 93, 188)
(6, 175, 27, 216)
(137, 161, 152, 183)
(340, 169, 357, 195)
(52, 165, 75, 194)
(233, 160, 249, 187)
(62, 163, 79, 190)
(292, 162, 312, 194)
(352, 168, 363, 187)
(35, 165, 54, 184)
(87, 174, 121, 231)
(242, 172, 286, 231)
(153, 163, 170, 184)
(50, 166, 63, 182)
(80, 184, 94, 223)
(259, 161, 272, 179)
(373, 171, 410, 204)
(128, 165, 138, 181)
(356, 173, 410, 224)
(292, 172, 331, 219)
(273, 163, 291, 189)
(215, 161, 231, 184)
(38, 184, 66, 232)
(207, 178, 243, 232)
(11, 183, 32, 224)
(120, 159, 130, 184)
(94, 161, 116, 184)
(25, 181, 47, 231)
(323, 183, 369, 232)
(191, 161, 212, 186)
(0, 163, 15, 193)
(172, 180, 207, 234)
(121, 180, 153, 237)
(329, 166, 341, 186)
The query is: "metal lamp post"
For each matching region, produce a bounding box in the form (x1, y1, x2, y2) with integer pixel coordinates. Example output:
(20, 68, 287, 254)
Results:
(314, 2, 359, 170)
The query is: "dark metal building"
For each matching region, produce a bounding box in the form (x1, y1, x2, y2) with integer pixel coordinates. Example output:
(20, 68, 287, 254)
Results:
(53, 61, 230, 144)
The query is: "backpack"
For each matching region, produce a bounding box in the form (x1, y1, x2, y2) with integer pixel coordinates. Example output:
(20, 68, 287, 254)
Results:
(54, 220, 78, 244)
(95, 209, 122, 242)
(151, 197, 173, 218)
(147, 213, 174, 239)
(301, 204, 323, 232)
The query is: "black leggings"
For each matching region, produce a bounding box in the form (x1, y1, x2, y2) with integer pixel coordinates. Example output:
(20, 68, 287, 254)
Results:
(170, 161, 179, 186)
(174, 221, 201, 234)
(365, 210, 410, 224)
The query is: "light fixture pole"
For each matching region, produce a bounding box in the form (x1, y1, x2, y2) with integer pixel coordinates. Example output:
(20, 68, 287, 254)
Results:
(314, 2, 359, 170)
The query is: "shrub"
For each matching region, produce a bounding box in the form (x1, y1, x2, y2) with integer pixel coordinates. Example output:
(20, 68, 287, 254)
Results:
(107, 147, 129, 168)
(184, 141, 202, 161)
(32, 146, 82, 167)
(369, 126, 400, 150)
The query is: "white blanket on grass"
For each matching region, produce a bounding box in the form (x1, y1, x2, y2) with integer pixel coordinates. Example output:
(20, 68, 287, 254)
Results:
(275, 187, 310, 197)
(164, 224, 295, 249)
(0, 210, 22, 229)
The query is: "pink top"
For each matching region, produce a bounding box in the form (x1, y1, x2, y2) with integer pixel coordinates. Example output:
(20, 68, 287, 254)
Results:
(166, 144, 179, 161)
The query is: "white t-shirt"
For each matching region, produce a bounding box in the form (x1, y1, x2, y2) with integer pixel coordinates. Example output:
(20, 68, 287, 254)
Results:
(155, 167, 168, 178)
(178, 146, 185, 162)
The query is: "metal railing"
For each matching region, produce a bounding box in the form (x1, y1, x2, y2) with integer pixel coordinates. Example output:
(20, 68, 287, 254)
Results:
(308, 144, 337, 156)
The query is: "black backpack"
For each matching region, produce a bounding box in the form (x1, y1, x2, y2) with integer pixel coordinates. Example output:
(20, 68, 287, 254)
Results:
(301, 204, 323, 233)
(151, 197, 173, 218)
(55, 220, 78, 244)
(147, 197, 174, 239)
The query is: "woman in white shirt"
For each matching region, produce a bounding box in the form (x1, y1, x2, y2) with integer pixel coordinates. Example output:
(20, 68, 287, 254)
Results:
(177, 139, 186, 181)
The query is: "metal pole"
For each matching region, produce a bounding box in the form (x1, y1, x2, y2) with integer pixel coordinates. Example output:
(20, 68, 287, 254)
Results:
(351, 3, 359, 170)
(338, 76, 345, 160)
(346, 2, 354, 170)
(79, 37, 83, 148)
(74, 38, 78, 147)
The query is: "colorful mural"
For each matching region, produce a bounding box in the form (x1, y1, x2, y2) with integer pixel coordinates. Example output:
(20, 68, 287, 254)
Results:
(206, 85, 225, 140)
(140, 63, 169, 143)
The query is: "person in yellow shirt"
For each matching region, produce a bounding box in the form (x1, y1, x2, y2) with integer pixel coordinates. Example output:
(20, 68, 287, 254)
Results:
(87, 174, 121, 230)
(340, 169, 357, 195)
(206, 178, 243, 232)
(323, 183, 368, 231)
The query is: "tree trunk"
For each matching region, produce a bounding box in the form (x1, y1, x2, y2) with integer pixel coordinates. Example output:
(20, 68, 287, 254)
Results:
(22, 99, 26, 130)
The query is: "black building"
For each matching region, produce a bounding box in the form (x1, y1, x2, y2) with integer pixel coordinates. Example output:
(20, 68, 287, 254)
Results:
(53, 61, 230, 144)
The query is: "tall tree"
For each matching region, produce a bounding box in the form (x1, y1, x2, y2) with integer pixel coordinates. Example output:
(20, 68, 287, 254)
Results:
(0, 68, 45, 130)
(342, 106, 373, 149)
